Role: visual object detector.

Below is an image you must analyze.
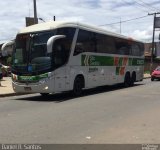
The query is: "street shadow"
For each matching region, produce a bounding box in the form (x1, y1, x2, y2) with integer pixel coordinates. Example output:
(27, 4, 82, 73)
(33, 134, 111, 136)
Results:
(15, 82, 144, 103)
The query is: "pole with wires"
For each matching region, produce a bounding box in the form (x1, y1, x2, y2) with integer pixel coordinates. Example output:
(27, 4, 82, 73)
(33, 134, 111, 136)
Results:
(120, 17, 122, 34)
(148, 12, 160, 74)
(33, 0, 38, 24)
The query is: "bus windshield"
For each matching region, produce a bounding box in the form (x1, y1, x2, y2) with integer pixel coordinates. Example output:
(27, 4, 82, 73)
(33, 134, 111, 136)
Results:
(12, 31, 55, 74)
(12, 27, 76, 75)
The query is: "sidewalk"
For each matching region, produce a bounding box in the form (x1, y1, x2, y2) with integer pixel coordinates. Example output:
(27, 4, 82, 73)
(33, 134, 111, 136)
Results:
(143, 73, 151, 79)
(0, 74, 151, 97)
(0, 77, 17, 97)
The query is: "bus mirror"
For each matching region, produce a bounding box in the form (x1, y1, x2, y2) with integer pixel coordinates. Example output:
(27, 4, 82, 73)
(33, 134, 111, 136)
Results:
(47, 35, 66, 53)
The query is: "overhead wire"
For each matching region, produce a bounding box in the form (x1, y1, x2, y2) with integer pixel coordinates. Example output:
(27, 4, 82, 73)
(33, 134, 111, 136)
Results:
(99, 15, 149, 26)
(123, 0, 160, 13)
(120, 0, 150, 13)
(99, 0, 158, 30)
(132, 0, 158, 12)
(137, 0, 160, 12)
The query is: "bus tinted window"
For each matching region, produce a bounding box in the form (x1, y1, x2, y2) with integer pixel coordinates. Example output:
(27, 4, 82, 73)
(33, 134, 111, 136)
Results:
(54, 27, 76, 66)
(56, 27, 76, 52)
(96, 34, 116, 54)
(57, 28, 75, 40)
(115, 38, 131, 55)
(131, 42, 144, 56)
(74, 30, 97, 55)
(74, 29, 144, 57)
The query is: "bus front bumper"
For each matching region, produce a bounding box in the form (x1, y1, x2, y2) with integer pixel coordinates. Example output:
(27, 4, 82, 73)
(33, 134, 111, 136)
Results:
(12, 81, 53, 94)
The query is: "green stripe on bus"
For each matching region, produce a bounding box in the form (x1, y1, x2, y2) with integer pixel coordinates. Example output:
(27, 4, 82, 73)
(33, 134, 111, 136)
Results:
(81, 55, 144, 66)
(18, 73, 48, 81)
(82, 55, 114, 66)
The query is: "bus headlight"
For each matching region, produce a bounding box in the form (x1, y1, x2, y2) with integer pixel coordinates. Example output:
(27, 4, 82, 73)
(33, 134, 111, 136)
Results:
(44, 86, 48, 90)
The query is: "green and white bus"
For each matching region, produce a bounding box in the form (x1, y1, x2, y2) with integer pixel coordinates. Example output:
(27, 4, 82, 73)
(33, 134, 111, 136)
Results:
(11, 21, 144, 96)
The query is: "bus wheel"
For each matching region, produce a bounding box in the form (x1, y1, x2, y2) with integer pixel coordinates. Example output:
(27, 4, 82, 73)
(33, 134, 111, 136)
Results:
(73, 76, 83, 96)
(124, 73, 131, 87)
(40, 93, 49, 97)
(131, 72, 136, 86)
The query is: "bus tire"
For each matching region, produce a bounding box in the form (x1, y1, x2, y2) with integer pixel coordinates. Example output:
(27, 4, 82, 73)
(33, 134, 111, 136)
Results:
(124, 73, 131, 87)
(131, 72, 136, 86)
(73, 76, 84, 96)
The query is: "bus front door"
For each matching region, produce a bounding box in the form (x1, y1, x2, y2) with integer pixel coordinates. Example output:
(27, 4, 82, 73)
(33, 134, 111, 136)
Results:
(54, 67, 66, 92)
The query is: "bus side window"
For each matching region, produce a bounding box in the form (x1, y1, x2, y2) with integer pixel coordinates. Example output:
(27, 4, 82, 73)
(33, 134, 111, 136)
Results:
(56, 27, 76, 59)
(95, 33, 116, 54)
(74, 43, 84, 55)
(52, 40, 67, 66)
(131, 43, 141, 56)
(115, 38, 130, 55)
(74, 29, 97, 56)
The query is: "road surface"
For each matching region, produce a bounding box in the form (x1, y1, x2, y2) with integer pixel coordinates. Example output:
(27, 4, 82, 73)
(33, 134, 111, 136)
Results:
(0, 79, 159, 143)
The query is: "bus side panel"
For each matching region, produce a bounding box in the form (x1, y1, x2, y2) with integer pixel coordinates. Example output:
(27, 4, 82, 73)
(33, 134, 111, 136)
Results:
(68, 53, 144, 90)
(99, 66, 117, 86)
(68, 54, 88, 90)
(69, 53, 120, 89)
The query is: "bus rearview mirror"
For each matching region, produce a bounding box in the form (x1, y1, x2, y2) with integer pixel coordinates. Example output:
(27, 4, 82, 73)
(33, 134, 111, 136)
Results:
(47, 35, 66, 53)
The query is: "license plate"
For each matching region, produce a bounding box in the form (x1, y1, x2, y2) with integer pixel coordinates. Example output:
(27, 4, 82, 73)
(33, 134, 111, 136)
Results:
(24, 87, 32, 91)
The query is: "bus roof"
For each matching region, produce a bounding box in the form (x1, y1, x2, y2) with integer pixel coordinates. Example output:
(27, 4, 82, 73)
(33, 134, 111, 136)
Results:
(19, 21, 143, 43)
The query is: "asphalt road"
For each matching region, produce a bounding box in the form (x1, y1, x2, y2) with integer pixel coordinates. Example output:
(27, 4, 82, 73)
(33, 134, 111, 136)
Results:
(0, 78, 160, 144)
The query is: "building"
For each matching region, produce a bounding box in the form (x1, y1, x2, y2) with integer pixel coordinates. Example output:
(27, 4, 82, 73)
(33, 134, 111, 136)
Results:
(144, 42, 160, 73)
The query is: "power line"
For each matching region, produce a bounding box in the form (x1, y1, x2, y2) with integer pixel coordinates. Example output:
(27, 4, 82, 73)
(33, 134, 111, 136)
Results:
(121, 0, 160, 13)
(137, 0, 160, 12)
(132, 0, 154, 12)
(99, 15, 149, 26)
(133, 0, 159, 13)
(121, 0, 149, 13)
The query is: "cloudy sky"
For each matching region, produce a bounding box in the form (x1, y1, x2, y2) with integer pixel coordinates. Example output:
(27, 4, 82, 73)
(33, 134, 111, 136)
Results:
(0, 0, 160, 43)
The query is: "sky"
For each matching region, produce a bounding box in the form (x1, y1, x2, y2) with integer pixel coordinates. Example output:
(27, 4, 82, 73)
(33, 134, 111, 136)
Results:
(0, 0, 160, 43)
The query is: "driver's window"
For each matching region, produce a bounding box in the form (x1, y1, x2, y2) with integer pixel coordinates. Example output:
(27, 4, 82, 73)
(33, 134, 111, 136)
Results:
(74, 43, 84, 55)
(52, 39, 67, 66)
(52, 27, 76, 67)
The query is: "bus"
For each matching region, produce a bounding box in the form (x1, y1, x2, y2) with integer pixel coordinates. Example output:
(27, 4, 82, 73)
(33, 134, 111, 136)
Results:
(11, 21, 144, 96)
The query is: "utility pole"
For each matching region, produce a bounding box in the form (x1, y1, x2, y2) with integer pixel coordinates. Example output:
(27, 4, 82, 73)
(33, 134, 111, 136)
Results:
(148, 12, 160, 73)
(53, 16, 56, 21)
(120, 17, 122, 34)
(33, 0, 38, 24)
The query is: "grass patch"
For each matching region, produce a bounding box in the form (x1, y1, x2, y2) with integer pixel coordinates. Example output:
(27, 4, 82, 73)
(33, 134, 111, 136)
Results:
(144, 70, 150, 74)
